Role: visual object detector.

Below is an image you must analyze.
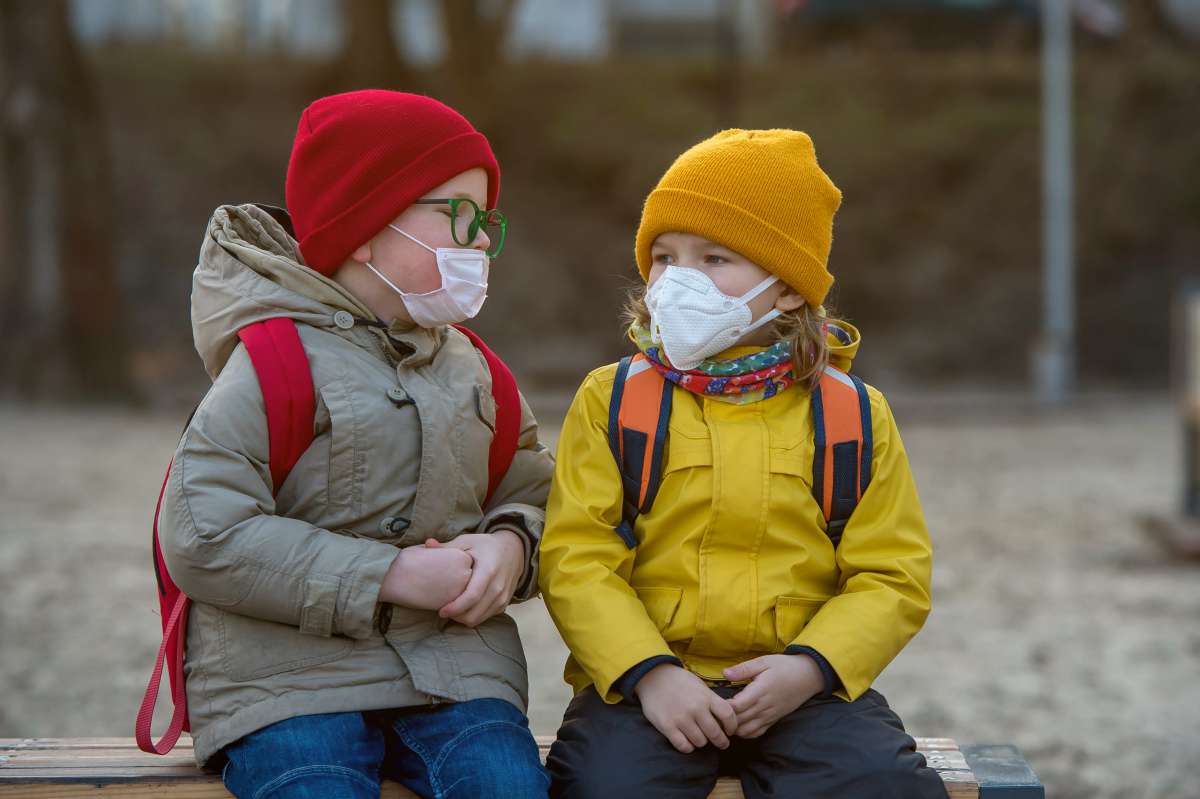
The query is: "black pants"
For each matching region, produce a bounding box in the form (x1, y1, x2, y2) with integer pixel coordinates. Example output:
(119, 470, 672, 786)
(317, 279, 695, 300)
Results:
(546, 686, 948, 799)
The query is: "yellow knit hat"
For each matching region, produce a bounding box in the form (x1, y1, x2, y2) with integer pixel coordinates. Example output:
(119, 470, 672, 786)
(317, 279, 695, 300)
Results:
(634, 129, 842, 307)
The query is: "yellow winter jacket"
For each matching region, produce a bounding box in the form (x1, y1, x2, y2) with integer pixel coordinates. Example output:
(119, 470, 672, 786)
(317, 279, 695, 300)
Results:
(539, 328, 932, 704)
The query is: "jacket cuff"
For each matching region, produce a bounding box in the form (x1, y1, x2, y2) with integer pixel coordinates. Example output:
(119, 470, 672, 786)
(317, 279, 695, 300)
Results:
(785, 645, 841, 699)
(334, 540, 401, 640)
(479, 504, 543, 601)
(614, 655, 683, 701)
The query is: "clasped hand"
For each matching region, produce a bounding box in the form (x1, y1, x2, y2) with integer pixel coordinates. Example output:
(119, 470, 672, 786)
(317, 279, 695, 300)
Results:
(378, 531, 525, 627)
(634, 654, 826, 753)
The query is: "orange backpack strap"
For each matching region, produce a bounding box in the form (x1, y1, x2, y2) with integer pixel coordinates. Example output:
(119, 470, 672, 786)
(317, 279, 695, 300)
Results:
(608, 354, 673, 548)
(811, 365, 873, 547)
(607, 356, 871, 551)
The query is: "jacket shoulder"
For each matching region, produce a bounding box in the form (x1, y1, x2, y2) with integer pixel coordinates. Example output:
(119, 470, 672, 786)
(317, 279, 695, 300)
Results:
(581, 361, 622, 390)
(561, 361, 626, 429)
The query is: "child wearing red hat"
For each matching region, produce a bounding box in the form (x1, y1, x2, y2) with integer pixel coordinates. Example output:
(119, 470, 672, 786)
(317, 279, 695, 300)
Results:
(157, 90, 553, 798)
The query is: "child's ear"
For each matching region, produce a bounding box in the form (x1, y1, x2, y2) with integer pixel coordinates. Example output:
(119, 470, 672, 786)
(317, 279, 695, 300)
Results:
(350, 242, 372, 264)
(774, 288, 806, 313)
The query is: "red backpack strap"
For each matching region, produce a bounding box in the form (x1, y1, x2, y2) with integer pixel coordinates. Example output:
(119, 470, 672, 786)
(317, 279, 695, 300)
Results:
(811, 365, 873, 547)
(237, 318, 317, 494)
(607, 354, 673, 549)
(135, 465, 192, 755)
(453, 325, 520, 506)
(136, 318, 315, 755)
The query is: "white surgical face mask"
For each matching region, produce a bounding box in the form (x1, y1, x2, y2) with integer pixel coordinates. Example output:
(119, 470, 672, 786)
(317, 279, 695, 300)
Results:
(364, 224, 489, 328)
(645, 266, 781, 371)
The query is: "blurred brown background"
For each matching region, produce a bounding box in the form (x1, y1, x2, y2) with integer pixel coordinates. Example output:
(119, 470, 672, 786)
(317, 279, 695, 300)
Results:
(1, 2, 1198, 798)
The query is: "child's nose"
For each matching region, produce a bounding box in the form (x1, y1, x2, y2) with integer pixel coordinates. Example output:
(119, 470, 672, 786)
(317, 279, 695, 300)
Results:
(474, 227, 491, 252)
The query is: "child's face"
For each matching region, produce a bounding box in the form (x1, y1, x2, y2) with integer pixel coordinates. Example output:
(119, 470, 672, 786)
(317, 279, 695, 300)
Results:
(648, 231, 804, 347)
(336, 167, 491, 326)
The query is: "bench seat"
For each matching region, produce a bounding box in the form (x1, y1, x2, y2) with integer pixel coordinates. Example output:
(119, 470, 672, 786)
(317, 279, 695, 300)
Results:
(0, 736, 1042, 798)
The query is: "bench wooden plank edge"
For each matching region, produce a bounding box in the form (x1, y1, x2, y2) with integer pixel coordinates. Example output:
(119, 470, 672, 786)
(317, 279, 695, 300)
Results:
(961, 744, 1044, 798)
(1, 737, 983, 799)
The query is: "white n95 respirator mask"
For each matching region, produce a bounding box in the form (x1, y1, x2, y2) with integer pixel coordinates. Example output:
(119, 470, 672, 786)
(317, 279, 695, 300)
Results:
(645, 266, 781, 371)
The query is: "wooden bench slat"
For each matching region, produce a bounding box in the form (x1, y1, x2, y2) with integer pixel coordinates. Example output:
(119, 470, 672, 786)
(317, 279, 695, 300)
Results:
(1, 748, 196, 763)
(1, 737, 979, 799)
(0, 736, 962, 752)
(0, 740, 171, 752)
(0, 786, 232, 799)
(3, 736, 961, 749)
(0, 767, 212, 779)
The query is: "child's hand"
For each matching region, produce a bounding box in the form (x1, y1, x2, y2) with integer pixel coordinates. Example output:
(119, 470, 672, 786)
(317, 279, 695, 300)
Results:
(378, 545, 473, 611)
(634, 664, 738, 753)
(723, 654, 825, 739)
(432, 531, 525, 627)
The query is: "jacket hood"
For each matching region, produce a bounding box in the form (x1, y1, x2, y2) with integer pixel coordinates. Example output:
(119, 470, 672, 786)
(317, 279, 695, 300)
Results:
(190, 204, 377, 379)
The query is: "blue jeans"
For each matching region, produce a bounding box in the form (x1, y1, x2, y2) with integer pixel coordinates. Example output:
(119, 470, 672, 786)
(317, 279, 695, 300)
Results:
(220, 699, 549, 799)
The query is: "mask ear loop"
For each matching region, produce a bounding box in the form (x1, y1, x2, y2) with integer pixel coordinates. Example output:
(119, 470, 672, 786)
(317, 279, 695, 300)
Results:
(388, 224, 437, 254)
(732, 275, 783, 336)
(364, 262, 408, 296)
(733, 274, 780, 305)
(362, 226, 438, 299)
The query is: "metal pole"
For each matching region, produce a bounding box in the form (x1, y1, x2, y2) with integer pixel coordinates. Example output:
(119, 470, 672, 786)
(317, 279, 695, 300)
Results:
(1184, 284, 1200, 518)
(1034, 0, 1075, 404)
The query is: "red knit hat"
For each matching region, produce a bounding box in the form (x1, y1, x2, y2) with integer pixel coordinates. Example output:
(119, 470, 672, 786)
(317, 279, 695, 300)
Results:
(285, 90, 500, 275)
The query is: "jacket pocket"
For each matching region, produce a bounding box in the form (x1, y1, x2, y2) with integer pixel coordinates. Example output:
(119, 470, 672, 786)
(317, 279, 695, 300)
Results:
(663, 443, 712, 475)
(219, 609, 353, 682)
(773, 595, 827, 649)
(319, 382, 364, 517)
(768, 450, 808, 478)
(474, 613, 527, 670)
(635, 586, 683, 632)
(473, 384, 497, 434)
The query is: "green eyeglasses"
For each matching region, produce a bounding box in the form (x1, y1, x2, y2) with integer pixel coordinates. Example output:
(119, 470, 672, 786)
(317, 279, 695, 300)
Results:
(414, 197, 508, 258)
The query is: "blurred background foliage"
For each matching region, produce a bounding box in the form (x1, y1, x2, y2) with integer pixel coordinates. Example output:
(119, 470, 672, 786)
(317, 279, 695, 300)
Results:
(1, 0, 1197, 406)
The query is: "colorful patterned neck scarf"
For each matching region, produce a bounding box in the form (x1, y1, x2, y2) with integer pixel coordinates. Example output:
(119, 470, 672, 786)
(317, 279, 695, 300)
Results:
(629, 323, 798, 404)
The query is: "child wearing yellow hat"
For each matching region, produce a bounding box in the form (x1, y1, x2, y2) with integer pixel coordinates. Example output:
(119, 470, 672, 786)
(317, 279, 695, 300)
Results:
(538, 130, 947, 798)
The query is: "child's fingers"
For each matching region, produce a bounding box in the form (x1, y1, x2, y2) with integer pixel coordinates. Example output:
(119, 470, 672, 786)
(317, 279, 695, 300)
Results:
(666, 729, 695, 754)
(438, 539, 477, 568)
(731, 698, 765, 727)
(651, 718, 695, 754)
(711, 697, 738, 736)
(734, 702, 764, 725)
(438, 566, 491, 618)
(697, 711, 730, 749)
(723, 656, 770, 683)
(727, 680, 766, 714)
(679, 719, 709, 750)
(729, 700, 758, 724)
(423, 538, 443, 548)
(455, 583, 507, 627)
(738, 722, 768, 739)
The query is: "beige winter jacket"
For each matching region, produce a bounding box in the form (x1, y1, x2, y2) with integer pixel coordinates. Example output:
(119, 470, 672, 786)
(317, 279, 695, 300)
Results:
(159, 204, 553, 767)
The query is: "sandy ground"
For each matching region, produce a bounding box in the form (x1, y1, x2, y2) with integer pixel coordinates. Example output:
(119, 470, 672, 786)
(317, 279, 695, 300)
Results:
(1, 391, 1197, 798)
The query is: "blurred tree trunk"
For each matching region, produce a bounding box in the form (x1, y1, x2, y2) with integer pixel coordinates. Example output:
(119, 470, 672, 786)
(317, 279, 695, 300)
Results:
(1123, 0, 1163, 44)
(441, 0, 517, 120)
(337, 0, 407, 89)
(443, 0, 517, 67)
(714, 0, 741, 129)
(0, 0, 137, 402)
